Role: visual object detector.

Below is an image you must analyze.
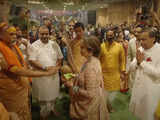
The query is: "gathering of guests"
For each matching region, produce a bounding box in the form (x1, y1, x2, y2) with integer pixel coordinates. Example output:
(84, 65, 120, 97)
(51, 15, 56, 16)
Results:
(1, 8, 160, 120)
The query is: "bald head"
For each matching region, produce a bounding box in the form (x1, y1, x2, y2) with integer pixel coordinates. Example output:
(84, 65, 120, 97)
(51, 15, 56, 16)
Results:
(39, 26, 49, 32)
(135, 27, 142, 32)
(39, 26, 49, 44)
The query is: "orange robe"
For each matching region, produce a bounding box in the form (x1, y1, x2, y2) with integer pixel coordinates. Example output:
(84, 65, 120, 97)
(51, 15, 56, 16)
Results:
(0, 41, 31, 120)
(0, 103, 9, 120)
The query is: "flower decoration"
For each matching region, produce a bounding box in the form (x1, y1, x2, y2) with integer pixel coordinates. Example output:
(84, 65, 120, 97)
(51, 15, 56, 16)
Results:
(146, 57, 152, 62)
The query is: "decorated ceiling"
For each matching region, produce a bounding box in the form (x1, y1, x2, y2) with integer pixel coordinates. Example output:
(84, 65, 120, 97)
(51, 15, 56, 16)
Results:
(9, 0, 134, 10)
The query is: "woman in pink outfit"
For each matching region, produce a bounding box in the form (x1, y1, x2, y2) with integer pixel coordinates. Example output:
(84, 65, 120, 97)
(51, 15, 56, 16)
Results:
(62, 36, 109, 120)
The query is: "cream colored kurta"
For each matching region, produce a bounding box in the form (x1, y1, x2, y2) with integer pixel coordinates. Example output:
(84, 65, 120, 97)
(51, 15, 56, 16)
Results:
(127, 37, 138, 89)
(127, 37, 137, 63)
(129, 43, 160, 120)
(29, 40, 63, 101)
(99, 41, 126, 91)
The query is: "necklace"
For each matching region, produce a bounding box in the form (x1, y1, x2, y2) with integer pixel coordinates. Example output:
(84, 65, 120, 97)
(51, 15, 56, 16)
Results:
(80, 56, 92, 72)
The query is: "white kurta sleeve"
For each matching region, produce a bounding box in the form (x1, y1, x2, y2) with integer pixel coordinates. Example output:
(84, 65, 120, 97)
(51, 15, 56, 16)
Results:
(26, 42, 32, 55)
(127, 42, 132, 64)
(128, 58, 138, 73)
(53, 42, 63, 59)
(140, 61, 160, 79)
(28, 45, 38, 61)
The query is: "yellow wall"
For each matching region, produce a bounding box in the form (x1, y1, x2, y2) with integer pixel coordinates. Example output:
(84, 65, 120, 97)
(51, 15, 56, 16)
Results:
(96, 1, 136, 26)
(0, 0, 10, 22)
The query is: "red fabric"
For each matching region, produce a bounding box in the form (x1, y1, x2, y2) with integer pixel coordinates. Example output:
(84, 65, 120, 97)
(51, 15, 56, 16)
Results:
(120, 88, 129, 93)
(146, 57, 152, 62)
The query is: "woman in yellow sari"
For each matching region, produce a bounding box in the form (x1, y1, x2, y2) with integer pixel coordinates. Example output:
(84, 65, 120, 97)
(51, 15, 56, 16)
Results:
(0, 23, 60, 120)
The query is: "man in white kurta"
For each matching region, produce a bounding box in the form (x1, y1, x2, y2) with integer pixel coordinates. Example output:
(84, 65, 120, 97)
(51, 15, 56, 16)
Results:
(129, 29, 160, 120)
(28, 26, 63, 119)
(127, 27, 142, 89)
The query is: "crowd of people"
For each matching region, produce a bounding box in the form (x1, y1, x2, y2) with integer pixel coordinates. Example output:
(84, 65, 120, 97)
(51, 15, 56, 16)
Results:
(0, 7, 160, 120)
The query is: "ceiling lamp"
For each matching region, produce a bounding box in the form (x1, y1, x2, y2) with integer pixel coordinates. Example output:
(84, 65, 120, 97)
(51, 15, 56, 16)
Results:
(63, 2, 74, 6)
(28, 0, 44, 4)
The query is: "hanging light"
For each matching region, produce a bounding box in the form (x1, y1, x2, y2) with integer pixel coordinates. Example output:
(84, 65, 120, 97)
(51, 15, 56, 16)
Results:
(28, 0, 44, 4)
(63, 2, 74, 6)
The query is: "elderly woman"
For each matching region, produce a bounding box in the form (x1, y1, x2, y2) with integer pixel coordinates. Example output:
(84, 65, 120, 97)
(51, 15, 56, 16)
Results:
(0, 23, 59, 120)
(62, 36, 109, 120)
